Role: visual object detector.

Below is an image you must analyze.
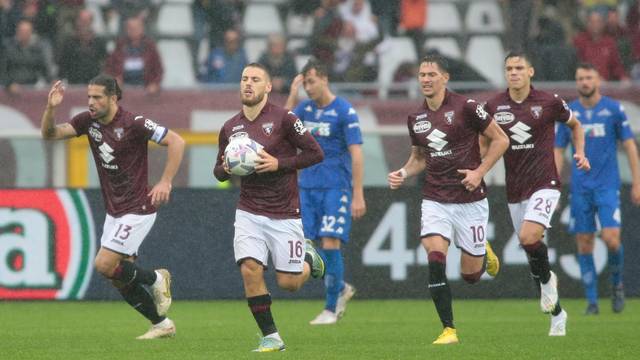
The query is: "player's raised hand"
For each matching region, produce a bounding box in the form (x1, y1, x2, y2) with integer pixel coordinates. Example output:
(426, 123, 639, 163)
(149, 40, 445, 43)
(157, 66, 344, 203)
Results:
(458, 168, 482, 192)
(47, 80, 65, 108)
(574, 153, 591, 171)
(148, 180, 172, 206)
(290, 74, 303, 93)
(388, 169, 406, 189)
(255, 150, 279, 173)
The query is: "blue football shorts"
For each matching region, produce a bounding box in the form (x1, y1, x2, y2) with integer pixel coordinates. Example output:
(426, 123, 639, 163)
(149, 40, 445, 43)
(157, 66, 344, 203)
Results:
(300, 188, 352, 243)
(569, 188, 621, 233)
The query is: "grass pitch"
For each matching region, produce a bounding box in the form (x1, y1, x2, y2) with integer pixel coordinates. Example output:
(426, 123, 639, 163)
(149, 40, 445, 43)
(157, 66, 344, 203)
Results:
(1, 299, 638, 359)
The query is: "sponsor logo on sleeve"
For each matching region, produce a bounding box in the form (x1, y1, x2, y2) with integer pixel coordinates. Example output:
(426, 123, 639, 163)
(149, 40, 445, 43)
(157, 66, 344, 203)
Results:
(294, 118, 308, 135)
(475, 105, 488, 120)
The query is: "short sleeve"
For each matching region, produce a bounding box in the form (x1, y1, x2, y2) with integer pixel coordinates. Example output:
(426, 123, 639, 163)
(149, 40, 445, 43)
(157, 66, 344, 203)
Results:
(133, 116, 168, 143)
(68, 112, 91, 136)
(552, 94, 572, 123)
(464, 99, 491, 133)
(615, 103, 634, 141)
(408, 115, 420, 146)
(342, 104, 363, 146)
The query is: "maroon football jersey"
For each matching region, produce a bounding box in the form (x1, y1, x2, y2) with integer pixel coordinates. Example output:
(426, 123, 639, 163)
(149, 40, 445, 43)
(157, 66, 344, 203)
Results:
(69, 107, 168, 217)
(214, 102, 324, 219)
(408, 90, 491, 203)
(485, 87, 571, 203)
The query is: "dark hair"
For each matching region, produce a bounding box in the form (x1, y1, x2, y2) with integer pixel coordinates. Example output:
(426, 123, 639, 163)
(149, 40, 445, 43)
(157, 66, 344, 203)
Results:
(576, 62, 597, 72)
(504, 50, 533, 66)
(244, 62, 272, 81)
(420, 54, 449, 74)
(89, 74, 122, 100)
(301, 59, 329, 79)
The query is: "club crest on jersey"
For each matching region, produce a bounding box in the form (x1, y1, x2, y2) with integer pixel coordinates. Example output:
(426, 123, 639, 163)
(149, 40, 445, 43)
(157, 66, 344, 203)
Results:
(88, 126, 102, 142)
(413, 120, 431, 133)
(531, 106, 543, 119)
(114, 128, 124, 141)
(262, 122, 274, 136)
(444, 111, 455, 125)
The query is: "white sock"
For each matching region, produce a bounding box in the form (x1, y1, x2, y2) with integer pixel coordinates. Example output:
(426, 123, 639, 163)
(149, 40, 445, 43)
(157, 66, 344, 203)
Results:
(266, 332, 282, 341)
(154, 318, 171, 328)
(153, 270, 163, 286)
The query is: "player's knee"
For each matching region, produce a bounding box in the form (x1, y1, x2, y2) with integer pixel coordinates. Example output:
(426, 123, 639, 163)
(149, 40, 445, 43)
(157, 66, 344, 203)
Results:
(277, 278, 301, 292)
(518, 231, 540, 245)
(94, 257, 116, 278)
(461, 271, 482, 284)
(239, 259, 263, 278)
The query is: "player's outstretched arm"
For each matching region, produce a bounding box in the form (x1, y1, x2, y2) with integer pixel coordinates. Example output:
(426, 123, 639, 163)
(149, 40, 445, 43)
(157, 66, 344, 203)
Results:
(149, 130, 185, 206)
(388, 146, 427, 189)
(41, 80, 77, 140)
(284, 74, 304, 110)
(349, 144, 366, 219)
(622, 138, 640, 205)
(566, 116, 590, 171)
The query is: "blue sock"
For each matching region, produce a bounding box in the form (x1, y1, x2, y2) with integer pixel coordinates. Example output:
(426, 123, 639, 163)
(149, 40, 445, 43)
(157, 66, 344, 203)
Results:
(608, 244, 624, 288)
(578, 253, 598, 305)
(322, 249, 344, 313)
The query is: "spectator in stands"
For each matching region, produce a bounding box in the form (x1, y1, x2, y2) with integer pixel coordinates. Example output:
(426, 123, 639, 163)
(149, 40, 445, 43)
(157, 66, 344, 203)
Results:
(107, 0, 156, 33)
(505, 0, 534, 52)
(573, 10, 629, 81)
(334, 0, 380, 82)
(105, 16, 163, 95)
(1, 19, 52, 95)
(0, 0, 20, 40)
(309, 0, 343, 73)
(398, 0, 426, 56)
(624, 0, 640, 80)
(530, 16, 577, 81)
(200, 28, 247, 84)
(58, 8, 107, 84)
(192, 0, 237, 49)
(257, 33, 297, 93)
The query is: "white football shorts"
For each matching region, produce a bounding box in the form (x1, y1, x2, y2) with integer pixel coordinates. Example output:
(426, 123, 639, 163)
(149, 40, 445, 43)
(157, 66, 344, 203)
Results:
(420, 198, 489, 257)
(234, 209, 306, 273)
(508, 188, 561, 234)
(100, 213, 157, 256)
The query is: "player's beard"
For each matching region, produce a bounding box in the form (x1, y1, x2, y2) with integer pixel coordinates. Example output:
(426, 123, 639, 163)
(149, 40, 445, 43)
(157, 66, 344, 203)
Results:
(241, 91, 265, 106)
(90, 105, 110, 121)
(578, 87, 596, 99)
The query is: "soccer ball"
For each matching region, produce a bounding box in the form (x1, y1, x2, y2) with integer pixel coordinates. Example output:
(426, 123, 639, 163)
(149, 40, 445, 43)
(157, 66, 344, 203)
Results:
(224, 137, 264, 176)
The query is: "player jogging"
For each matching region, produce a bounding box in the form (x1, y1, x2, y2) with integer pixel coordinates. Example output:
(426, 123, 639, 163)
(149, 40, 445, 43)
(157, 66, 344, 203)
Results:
(40, 74, 185, 339)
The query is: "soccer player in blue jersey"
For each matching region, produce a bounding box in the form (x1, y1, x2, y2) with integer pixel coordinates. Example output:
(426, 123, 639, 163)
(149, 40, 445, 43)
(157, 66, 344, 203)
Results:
(285, 59, 366, 325)
(554, 63, 640, 315)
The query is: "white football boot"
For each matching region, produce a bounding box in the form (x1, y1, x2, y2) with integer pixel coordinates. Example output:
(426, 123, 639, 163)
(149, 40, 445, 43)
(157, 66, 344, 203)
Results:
(136, 318, 176, 340)
(309, 310, 338, 325)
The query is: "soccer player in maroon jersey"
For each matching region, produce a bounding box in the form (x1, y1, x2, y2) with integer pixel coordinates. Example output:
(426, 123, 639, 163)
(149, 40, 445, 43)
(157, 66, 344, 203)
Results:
(484, 51, 590, 336)
(40, 74, 185, 339)
(213, 63, 326, 352)
(387, 54, 509, 345)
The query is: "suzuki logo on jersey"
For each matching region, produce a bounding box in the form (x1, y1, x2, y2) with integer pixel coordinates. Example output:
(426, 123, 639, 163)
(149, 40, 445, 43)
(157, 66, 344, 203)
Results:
(305, 121, 331, 136)
(583, 123, 606, 137)
(427, 129, 451, 157)
(509, 122, 534, 149)
(98, 142, 117, 169)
